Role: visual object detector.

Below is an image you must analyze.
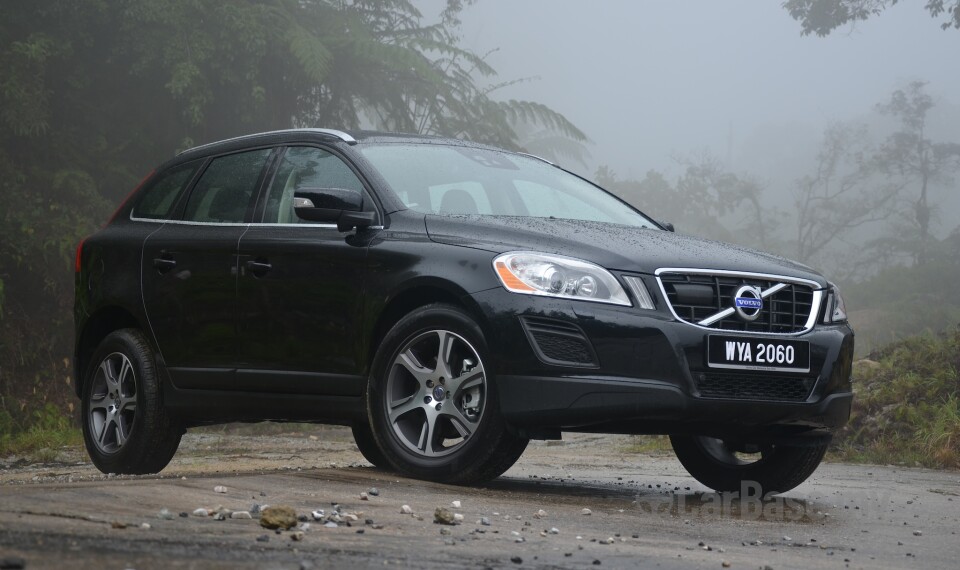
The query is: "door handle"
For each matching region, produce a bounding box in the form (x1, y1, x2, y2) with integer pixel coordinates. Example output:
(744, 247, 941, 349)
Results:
(153, 255, 176, 274)
(245, 259, 272, 276)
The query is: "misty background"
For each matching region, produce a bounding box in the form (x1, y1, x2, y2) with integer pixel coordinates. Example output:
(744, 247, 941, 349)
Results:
(1, 0, 958, 437)
(453, 0, 960, 353)
(457, 0, 960, 179)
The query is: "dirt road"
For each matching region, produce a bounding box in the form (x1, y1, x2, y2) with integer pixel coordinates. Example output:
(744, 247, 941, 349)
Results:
(1, 428, 958, 569)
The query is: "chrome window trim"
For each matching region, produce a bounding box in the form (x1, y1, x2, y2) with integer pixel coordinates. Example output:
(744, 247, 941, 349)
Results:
(178, 128, 357, 156)
(129, 213, 339, 229)
(654, 267, 825, 336)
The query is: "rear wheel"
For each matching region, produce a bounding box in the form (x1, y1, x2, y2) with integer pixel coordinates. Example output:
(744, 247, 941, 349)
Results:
(669, 434, 829, 495)
(81, 329, 182, 474)
(367, 304, 528, 484)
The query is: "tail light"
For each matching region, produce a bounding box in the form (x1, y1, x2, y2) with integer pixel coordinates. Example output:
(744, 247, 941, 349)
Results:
(75, 239, 85, 273)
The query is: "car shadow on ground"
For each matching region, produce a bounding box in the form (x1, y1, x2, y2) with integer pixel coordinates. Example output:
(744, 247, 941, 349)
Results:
(302, 466, 826, 524)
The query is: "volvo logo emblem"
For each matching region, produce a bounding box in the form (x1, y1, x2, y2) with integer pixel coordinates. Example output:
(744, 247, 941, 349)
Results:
(432, 385, 446, 401)
(733, 285, 763, 321)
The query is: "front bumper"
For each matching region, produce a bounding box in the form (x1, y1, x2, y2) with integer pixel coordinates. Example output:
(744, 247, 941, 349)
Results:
(469, 287, 854, 438)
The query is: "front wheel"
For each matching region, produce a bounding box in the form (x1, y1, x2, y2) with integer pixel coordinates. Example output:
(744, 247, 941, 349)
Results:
(81, 329, 182, 474)
(367, 304, 528, 484)
(669, 434, 829, 495)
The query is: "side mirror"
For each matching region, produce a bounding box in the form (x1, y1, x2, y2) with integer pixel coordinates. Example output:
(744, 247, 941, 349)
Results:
(661, 221, 675, 232)
(294, 187, 376, 231)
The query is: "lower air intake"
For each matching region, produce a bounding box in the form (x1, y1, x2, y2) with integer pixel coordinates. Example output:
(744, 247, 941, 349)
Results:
(520, 316, 599, 368)
(695, 372, 816, 402)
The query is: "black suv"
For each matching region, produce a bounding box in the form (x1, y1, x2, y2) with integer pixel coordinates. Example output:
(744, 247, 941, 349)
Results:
(74, 129, 853, 493)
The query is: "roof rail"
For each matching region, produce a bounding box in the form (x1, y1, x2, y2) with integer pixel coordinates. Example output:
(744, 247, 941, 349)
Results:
(515, 152, 555, 166)
(178, 128, 357, 155)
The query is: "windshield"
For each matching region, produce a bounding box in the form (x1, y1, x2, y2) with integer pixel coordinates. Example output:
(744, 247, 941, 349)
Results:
(359, 143, 658, 228)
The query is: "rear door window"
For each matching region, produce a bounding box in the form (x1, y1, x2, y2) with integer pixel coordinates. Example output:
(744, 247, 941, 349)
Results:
(183, 149, 271, 223)
(133, 161, 200, 220)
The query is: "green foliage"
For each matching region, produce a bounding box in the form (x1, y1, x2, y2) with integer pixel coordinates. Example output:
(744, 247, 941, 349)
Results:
(0, 0, 585, 434)
(0, 404, 81, 458)
(834, 328, 960, 468)
(784, 0, 960, 36)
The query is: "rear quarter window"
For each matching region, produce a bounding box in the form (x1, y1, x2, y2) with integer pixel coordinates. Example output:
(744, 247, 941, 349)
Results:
(132, 161, 200, 220)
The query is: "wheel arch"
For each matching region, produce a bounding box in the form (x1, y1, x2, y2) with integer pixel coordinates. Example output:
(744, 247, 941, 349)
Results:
(74, 305, 143, 397)
(365, 279, 492, 374)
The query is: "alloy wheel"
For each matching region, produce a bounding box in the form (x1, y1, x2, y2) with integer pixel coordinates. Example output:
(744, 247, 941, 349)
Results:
(87, 352, 137, 454)
(385, 329, 486, 458)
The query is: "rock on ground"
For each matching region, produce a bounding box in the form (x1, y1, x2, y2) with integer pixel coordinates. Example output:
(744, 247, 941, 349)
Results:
(260, 506, 298, 530)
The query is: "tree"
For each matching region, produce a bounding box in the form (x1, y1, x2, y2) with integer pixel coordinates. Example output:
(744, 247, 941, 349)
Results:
(0, 0, 586, 431)
(597, 154, 781, 248)
(783, 0, 960, 36)
(793, 122, 902, 273)
(876, 82, 960, 263)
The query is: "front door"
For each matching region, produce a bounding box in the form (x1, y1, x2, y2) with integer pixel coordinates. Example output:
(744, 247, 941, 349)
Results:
(235, 145, 375, 396)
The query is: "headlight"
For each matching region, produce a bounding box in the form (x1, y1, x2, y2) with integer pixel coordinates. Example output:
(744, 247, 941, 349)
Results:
(823, 284, 848, 323)
(493, 252, 631, 306)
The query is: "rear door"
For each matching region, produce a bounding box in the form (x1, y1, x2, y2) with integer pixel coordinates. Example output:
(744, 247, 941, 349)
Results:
(141, 148, 274, 390)
(235, 145, 375, 396)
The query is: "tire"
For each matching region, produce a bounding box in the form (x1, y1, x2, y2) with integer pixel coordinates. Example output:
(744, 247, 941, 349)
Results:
(669, 434, 829, 495)
(81, 328, 182, 474)
(366, 304, 528, 484)
(351, 422, 391, 469)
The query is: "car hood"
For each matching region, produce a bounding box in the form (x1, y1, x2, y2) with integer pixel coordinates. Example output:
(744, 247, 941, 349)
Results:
(424, 215, 827, 286)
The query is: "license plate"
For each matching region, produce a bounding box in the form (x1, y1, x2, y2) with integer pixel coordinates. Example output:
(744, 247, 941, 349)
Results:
(707, 335, 810, 373)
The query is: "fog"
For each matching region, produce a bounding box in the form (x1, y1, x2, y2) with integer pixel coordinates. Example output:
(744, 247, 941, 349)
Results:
(433, 1, 960, 350)
(454, 0, 960, 181)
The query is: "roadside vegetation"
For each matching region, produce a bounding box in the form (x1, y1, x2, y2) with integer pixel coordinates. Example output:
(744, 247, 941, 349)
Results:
(0, 403, 82, 461)
(831, 327, 960, 469)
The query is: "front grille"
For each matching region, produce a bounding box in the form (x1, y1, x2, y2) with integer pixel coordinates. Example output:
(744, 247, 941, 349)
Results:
(696, 372, 816, 402)
(519, 316, 598, 368)
(658, 271, 817, 333)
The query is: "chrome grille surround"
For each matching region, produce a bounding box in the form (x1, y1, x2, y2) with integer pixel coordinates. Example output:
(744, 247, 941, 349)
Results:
(654, 268, 825, 336)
